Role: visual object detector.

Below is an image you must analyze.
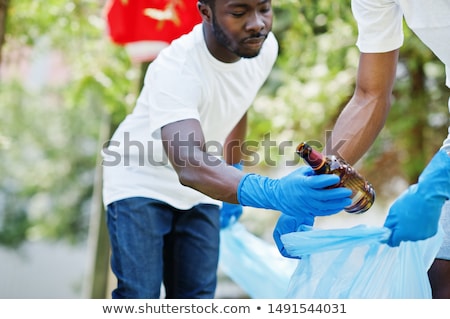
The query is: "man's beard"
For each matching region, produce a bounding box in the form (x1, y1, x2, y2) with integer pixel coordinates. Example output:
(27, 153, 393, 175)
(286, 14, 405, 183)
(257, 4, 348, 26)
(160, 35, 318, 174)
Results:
(211, 15, 260, 59)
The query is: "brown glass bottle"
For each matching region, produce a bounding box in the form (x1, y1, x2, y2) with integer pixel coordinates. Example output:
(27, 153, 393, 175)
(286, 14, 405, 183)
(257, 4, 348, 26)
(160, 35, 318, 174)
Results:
(296, 142, 375, 214)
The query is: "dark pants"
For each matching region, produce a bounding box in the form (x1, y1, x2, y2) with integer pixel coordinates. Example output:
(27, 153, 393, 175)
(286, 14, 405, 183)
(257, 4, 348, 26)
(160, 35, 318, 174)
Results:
(106, 197, 220, 298)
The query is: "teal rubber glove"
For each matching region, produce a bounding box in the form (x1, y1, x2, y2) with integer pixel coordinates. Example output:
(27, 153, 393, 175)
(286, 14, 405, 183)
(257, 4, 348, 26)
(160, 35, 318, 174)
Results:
(220, 162, 244, 229)
(237, 166, 352, 219)
(273, 214, 314, 258)
(384, 149, 450, 247)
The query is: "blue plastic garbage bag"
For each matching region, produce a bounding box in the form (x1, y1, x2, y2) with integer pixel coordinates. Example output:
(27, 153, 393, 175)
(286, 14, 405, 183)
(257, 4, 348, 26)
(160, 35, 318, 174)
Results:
(281, 224, 444, 298)
(219, 222, 297, 298)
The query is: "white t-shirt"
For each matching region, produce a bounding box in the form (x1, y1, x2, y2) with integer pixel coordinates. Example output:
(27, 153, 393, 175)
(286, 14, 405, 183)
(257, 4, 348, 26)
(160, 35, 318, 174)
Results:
(352, 0, 450, 151)
(102, 24, 279, 209)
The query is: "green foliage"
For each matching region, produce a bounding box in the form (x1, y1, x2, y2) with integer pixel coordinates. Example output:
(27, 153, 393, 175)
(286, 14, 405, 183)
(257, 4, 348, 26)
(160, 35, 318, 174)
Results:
(0, 80, 99, 245)
(7, 1, 101, 47)
(1, 0, 136, 246)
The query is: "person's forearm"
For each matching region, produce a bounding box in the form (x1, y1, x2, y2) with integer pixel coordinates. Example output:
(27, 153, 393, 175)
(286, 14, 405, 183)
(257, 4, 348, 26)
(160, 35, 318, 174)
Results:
(223, 113, 247, 165)
(325, 92, 391, 165)
(176, 154, 245, 204)
(182, 113, 247, 202)
(325, 51, 399, 165)
(161, 118, 245, 203)
(182, 113, 247, 203)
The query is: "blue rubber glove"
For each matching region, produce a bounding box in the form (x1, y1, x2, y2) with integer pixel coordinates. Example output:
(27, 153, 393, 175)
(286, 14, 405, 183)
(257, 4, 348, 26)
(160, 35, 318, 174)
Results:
(220, 162, 244, 229)
(273, 214, 314, 258)
(384, 149, 450, 247)
(237, 166, 352, 220)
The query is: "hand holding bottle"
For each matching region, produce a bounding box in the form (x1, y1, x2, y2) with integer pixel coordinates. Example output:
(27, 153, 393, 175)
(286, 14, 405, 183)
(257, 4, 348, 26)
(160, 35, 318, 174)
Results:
(384, 149, 450, 247)
(296, 142, 375, 214)
(237, 166, 352, 220)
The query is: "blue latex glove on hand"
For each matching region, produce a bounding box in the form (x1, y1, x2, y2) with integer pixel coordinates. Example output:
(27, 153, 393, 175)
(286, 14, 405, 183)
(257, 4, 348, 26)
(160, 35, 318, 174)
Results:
(273, 214, 314, 258)
(237, 166, 352, 220)
(384, 149, 450, 247)
(220, 162, 244, 229)
(220, 202, 243, 229)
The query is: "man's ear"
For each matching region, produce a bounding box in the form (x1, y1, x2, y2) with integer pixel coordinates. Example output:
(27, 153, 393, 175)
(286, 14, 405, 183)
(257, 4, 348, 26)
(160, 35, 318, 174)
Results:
(197, 1, 212, 23)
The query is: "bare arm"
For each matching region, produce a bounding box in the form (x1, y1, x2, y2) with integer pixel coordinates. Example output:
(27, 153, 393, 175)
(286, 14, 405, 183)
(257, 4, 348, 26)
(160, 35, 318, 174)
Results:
(325, 50, 399, 165)
(223, 113, 247, 165)
(161, 118, 246, 204)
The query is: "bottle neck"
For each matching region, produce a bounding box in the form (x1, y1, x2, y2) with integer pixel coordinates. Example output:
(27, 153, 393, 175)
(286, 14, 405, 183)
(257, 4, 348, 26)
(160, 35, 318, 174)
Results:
(306, 149, 326, 171)
(296, 142, 326, 171)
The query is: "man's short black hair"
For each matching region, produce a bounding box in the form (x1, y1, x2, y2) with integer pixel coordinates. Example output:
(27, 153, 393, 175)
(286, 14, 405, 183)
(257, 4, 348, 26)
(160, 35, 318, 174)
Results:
(199, 0, 214, 6)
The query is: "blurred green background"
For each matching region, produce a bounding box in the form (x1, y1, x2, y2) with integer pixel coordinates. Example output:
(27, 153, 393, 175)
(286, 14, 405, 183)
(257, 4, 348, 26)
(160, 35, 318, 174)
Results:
(0, 0, 448, 298)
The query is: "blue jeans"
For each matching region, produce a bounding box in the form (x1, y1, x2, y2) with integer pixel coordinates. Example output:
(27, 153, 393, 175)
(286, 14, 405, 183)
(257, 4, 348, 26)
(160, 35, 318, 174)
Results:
(106, 197, 220, 298)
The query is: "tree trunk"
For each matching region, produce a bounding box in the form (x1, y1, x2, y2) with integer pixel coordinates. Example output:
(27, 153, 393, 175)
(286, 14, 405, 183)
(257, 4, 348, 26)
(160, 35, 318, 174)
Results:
(82, 110, 112, 299)
(407, 59, 428, 183)
(83, 61, 150, 298)
(0, 0, 10, 65)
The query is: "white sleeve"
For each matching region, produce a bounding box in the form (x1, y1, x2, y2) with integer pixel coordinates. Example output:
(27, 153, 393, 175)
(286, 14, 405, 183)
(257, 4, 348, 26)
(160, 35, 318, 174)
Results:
(144, 65, 202, 138)
(352, 0, 404, 53)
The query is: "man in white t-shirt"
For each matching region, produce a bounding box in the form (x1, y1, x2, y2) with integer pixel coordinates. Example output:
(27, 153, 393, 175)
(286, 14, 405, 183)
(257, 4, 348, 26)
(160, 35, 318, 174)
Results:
(102, 0, 352, 299)
(274, 0, 450, 298)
